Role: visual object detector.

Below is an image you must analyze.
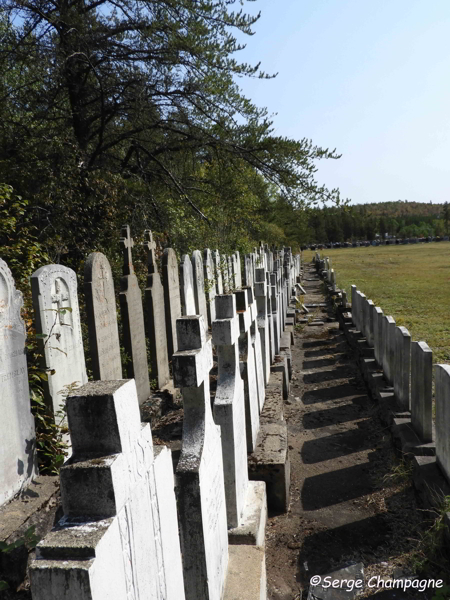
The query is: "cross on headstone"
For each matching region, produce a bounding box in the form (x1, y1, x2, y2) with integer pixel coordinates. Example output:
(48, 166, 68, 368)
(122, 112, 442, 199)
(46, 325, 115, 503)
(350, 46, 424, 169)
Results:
(98, 262, 110, 302)
(51, 278, 70, 325)
(120, 224, 134, 275)
(144, 229, 158, 273)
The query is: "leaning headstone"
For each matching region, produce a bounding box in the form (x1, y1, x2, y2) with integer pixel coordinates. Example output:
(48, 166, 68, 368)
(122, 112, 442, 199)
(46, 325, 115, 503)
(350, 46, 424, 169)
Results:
(255, 267, 270, 385)
(192, 250, 208, 326)
(212, 294, 247, 527)
(213, 250, 223, 295)
(411, 341, 433, 443)
(32, 263, 88, 417)
(144, 230, 170, 389)
(172, 316, 228, 600)
(435, 364, 450, 482)
(235, 289, 260, 453)
(203, 248, 216, 327)
(0, 259, 36, 507)
(84, 252, 122, 381)
(394, 326, 411, 411)
(180, 254, 196, 316)
(162, 248, 182, 358)
(118, 225, 150, 404)
(30, 379, 185, 600)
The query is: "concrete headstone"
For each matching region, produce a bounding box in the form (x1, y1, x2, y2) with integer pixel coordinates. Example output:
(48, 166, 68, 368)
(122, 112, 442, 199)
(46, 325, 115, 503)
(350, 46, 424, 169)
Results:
(162, 248, 182, 358)
(255, 267, 270, 385)
(435, 364, 450, 482)
(411, 341, 433, 443)
(180, 254, 196, 316)
(84, 252, 122, 381)
(213, 250, 223, 295)
(203, 248, 216, 327)
(0, 259, 36, 507)
(192, 250, 208, 327)
(394, 326, 411, 411)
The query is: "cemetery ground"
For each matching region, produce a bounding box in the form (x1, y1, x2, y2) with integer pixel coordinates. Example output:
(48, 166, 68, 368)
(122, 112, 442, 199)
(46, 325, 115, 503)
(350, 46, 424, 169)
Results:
(303, 243, 450, 365)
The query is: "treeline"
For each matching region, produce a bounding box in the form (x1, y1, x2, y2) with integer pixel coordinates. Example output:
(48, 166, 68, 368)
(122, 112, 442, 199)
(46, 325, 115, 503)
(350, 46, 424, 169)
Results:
(303, 202, 450, 244)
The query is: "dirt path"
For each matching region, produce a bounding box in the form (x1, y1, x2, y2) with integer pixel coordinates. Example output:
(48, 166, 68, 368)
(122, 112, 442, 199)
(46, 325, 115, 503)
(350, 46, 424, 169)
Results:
(265, 266, 431, 600)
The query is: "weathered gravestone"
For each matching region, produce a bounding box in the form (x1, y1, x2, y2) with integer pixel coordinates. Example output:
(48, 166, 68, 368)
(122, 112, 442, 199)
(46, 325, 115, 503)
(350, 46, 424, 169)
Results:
(192, 250, 209, 327)
(411, 341, 433, 443)
(213, 250, 223, 295)
(394, 326, 411, 411)
(266, 270, 276, 364)
(180, 254, 197, 316)
(373, 306, 384, 365)
(270, 272, 280, 355)
(235, 289, 260, 453)
(162, 248, 182, 358)
(435, 364, 450, 483)
(243, 254, 254, 288)
(32, 264, 88, 417)
(118, 225, 150, 404)
(222, 254, 230, 293)
(0, 259, 37, 507)
(247, 286, 265, 413)
(84, 252, 122, 381)
(144, 230, 170, 389)
(255, 267, 271, 385)
(232, 252, 242, 289)
(172, 316, 228, 600)
(203, 248, 216, 327)
(30, 379, 185, 600)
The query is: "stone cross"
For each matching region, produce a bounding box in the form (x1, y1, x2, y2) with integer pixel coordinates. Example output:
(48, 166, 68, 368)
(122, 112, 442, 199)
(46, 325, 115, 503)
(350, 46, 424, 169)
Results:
(144, 230, 170, 388)
(235, 289, 260, 453)
(120, 224, 134, 276)
(172, 316, 228, 600)
(30, 379, 185, 600)
(119, 225, 150, 404)
(84, 252, 122, 381)
(212, 294, 247, 528)
(31, 264, 88, 418)
(0, 259, 36, 507)
(162, 248, 182, 358)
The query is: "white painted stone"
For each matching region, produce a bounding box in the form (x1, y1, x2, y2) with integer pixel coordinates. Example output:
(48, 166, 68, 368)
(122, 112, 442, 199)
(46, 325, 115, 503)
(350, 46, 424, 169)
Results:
(31, 264, 87, 417)
(0, 259, 36, 507)
(212, 294, 248, 528)
(173, 316, 228, 600)
(435, 364, 450, 483)
(214, 250, 224, 295)
(180, 254, 197, 316)
(266, 271, 275, 364)
(192, 250, 209, 326)
(30, 380, 185, 600)
(203, 248, 216, 327)
(247, 286, 265, 412)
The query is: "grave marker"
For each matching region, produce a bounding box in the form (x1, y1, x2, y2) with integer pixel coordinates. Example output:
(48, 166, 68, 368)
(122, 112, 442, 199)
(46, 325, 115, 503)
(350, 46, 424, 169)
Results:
(180, 254, 196, 316)
(435, 364, 450, 482)
(213, 250, 223, 295)
(144, 230, 170, 389)
(162, 248, 182, 358)
(411, 341, 433, 443)
(172, 316, 228, 600)
(118, 225, 150, 404)
(32, 263, 88, 416)
(203, 248, 216, 327)
(255, 267, 271, 385)
(84, 252, 122, 381)
(192, 250, 208, 326)
(0, 259, 36, 507)
(394, 326, 411, 411)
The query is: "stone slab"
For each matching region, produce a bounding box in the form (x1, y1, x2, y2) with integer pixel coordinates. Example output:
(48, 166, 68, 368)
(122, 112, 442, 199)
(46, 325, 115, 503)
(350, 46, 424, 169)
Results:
(223, 545, 266, 600)
(228, 481, 267, 547)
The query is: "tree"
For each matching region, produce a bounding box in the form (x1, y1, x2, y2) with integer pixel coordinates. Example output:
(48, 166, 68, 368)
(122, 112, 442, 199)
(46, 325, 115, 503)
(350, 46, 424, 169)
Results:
(442, 202, 450, 236)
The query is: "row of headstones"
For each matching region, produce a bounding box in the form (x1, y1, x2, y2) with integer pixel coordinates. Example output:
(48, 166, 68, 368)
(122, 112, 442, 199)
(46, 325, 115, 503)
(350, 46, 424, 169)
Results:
(343, 283, 450, 491)
(1, 240, 300, 598)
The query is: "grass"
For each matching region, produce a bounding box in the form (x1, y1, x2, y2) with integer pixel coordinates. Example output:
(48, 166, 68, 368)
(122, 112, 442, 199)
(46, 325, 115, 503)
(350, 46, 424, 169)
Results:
(303, 243, 450, 365)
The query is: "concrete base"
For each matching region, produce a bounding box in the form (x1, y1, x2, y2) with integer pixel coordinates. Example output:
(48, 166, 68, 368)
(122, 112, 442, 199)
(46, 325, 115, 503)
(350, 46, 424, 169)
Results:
(413, 456, 450, 511)
(224, 545, 266, 600)
(261, 371, 284, 422)
(228, 481, 267, 547)
(248, 421, 290, 514)
(392, 418, 436, 457)
(271, 356, 289, 399)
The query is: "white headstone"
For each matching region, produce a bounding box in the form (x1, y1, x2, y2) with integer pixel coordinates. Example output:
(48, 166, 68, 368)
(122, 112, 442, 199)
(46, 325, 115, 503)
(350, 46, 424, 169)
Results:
(411, 341, 433, 443)
(435, 364, 450, 482)
(255, 267, 270, 385)
(31, 264, 87, 417)
(203, 248, 216, 327)
(213, 250, 223, 295)
(192, 250, 208, 327)
(0, 259, 37, 507)
(180, 254, 196, 316)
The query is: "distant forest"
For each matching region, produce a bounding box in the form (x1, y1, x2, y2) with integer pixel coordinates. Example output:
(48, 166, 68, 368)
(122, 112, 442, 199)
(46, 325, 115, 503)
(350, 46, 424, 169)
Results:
(302, 200, 450, 244)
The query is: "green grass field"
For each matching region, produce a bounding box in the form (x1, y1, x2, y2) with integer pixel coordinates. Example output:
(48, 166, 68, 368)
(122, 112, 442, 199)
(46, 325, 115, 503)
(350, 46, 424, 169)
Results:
(303, 243, 450, 365)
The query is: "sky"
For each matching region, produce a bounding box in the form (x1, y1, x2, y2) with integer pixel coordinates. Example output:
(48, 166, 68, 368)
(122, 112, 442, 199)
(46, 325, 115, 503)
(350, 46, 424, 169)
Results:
(234, 0, 450, 205)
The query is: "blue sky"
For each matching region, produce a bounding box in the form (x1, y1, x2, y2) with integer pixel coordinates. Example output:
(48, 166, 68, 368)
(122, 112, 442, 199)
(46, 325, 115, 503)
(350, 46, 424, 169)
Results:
(234, 0, 450, 205)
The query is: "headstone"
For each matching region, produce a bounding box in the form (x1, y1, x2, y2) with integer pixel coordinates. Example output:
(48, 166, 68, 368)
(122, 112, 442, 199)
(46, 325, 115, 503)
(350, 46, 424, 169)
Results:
(270, 272, 280, 355)
(212, 294, 247, 527)
(235, 289, 260, 453)
(203, 248, 216, 327)
(373, 306, 383, 365)
(84, 252, 122, 381)
(411, 341, 433, 443)
(366, 300, 374, 347)
(435, 364, 450, 482)
(172, 316, 228, 600)
(232, 252, 242, 288)
(394, 326, 411, 411)
(222, 254, 230, 293)
(144, 230, 170, 389)
(247, 286, 265, 412)
(192, 250, 208, 326)
(118, 225, 150, 404)
(351, 285, 357, 328)
(381, 315, 395, 384)
(213, 250, 223, 295)
(266, 271, 276, 364)
(30, 379, 185, 600)
(0, 259, 36, 507)
(32, 264, 88, 416)
(162, 248, 182, 358)
(243, 255, 254, 288)
(180, 254, 196, 316)
(227, 256, 233, 290)
(255, 267, 270, 385)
